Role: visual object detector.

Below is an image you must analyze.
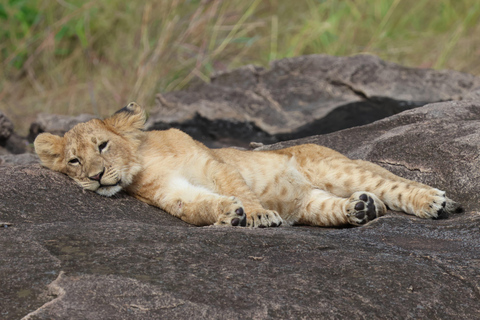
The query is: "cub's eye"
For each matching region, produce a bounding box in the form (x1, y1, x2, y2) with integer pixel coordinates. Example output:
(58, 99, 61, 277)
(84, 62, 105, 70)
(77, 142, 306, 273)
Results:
(68, 158, 80, 165)
(98, 141, 108, 153)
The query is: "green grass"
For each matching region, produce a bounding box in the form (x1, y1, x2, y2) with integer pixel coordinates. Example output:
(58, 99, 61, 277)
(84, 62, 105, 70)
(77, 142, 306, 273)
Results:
(1, 0, 480, 134)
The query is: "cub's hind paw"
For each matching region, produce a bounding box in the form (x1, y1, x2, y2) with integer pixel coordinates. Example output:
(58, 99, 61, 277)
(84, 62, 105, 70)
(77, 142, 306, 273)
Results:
(215, 197, 247, 227)
(444, 197, 464, 214)
(247, 210, 283, 228)
(346, 192, 386, 226)
(414, 189, 446, 219)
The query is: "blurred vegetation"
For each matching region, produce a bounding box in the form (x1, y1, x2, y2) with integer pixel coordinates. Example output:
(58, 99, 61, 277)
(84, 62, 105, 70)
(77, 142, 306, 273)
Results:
(1, 0, 480, 134)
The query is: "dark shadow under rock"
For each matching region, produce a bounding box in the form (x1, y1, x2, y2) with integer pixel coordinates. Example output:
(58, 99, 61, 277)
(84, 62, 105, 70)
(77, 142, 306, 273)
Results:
(276, 97, 426, 141)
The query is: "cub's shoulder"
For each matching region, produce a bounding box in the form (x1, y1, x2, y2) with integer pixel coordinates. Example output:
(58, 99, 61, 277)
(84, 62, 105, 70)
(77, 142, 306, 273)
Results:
(144, 128, 209, 155)
(146, 128, 199, 145)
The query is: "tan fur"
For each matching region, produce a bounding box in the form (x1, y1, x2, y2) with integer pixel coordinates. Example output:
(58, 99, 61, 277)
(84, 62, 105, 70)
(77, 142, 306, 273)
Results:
(34, 102, 461, 228)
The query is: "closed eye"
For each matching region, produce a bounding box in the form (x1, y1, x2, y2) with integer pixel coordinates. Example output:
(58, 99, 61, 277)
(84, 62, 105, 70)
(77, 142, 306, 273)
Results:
(68, 158, 80, 165)
(99, 141, 108, 153)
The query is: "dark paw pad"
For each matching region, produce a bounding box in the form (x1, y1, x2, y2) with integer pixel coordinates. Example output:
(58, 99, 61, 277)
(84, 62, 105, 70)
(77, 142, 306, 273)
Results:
(240, 216, 247, 226)
(217, 198, 247, 227)
(231, 209, 247, 227)
(348, 193, 379, 226)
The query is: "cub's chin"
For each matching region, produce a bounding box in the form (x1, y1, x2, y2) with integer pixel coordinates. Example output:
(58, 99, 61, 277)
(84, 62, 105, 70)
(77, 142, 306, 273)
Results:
(96, 185, 123, 197)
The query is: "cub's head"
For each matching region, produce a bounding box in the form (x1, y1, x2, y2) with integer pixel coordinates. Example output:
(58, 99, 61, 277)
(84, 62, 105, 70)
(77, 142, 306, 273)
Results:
(34, 102, 146, 197)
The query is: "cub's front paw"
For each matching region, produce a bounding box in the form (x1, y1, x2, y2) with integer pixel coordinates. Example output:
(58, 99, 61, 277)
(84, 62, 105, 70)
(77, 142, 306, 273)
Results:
(247, 210, 283, 228)
(215, 196, 247, 227)
(346, 192, 386, 226)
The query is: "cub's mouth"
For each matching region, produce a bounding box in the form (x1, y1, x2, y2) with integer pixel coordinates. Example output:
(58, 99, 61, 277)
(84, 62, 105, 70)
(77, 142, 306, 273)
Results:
(99, 179, 122, 188)
(95, 180, 123, 197)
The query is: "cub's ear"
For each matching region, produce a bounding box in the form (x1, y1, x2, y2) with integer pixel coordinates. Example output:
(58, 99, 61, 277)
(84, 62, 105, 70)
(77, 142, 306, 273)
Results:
(34, 133, 65, 171)
(104, 102, 146, 134)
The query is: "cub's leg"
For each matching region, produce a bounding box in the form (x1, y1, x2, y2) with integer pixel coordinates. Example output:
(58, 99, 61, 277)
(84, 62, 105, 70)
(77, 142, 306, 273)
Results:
(299, 153, 460, 219)
(297, 189, 386, 227)
(352, 159, 461, 215)
(185, 153, 283, 228)
(206, 162, 283, 228)
(183, 195, 247, 227)
(149, 178, 248, 227)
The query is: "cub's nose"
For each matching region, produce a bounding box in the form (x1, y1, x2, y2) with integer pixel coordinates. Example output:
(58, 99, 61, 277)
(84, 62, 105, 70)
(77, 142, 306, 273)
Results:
(89, 169, 105, 181)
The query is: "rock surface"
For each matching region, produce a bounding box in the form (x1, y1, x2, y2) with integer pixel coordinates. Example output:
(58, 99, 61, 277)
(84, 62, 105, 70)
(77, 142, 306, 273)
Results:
(147, 54, 480, 147)
(1, 99, 480, 319)
(0, 153, 39, 166)
(28, 113, 97, 142)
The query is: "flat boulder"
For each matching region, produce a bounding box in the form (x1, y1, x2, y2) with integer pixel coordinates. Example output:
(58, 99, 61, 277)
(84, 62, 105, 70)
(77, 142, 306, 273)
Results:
(147, 54, 480, 147)
(1, 99, 480, 319)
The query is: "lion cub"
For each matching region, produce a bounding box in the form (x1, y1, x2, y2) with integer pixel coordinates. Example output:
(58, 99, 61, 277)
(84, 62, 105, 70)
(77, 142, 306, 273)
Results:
(34, 102, 461, 228)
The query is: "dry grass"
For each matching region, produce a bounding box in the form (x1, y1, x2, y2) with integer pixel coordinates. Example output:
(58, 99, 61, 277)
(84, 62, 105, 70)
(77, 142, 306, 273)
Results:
(1, 0, 480, 134)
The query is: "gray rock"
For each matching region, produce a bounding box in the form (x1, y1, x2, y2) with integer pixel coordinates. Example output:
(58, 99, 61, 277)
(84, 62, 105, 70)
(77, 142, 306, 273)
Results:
(0, 153, 39, 166)
(0, 111, 14, 143)
(464, 87, 480, 101)
(147, 54, 480, 147)
(28, 113, 97, 142)
(0, 111, 28, 154)
(0, 146, 10, 156)
(4, 132, 28, 154)
(1, 100, 480, 319)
